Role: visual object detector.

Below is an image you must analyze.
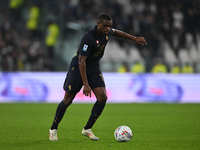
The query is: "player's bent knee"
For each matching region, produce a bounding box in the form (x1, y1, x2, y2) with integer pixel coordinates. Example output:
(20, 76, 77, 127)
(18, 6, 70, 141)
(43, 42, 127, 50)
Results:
(62, 92, 76, 106)
(63, 98, 73, 106)
(98, 94, 107, 103)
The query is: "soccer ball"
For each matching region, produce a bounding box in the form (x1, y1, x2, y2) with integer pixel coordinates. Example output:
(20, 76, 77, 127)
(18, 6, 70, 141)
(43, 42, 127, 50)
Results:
(114, 125, 132, 142)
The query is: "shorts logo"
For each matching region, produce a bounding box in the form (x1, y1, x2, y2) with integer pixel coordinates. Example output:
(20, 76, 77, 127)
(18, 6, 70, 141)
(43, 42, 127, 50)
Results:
(99, 74, 104, 81)
(68, 85, 71, 91)
(83, 44, 88, 51)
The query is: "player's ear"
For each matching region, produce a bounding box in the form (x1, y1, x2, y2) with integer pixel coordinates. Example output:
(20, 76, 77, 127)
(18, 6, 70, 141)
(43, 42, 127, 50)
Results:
(97, 21, 101, 26)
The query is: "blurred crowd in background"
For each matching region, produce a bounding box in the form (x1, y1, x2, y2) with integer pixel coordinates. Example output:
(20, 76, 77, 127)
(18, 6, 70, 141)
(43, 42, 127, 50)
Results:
(0, 0, 200, 73)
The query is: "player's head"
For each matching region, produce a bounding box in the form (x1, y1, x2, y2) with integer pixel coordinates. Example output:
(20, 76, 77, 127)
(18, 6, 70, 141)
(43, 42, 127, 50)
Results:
(97, 13, 112, 36)
(97, 13, 112, 23)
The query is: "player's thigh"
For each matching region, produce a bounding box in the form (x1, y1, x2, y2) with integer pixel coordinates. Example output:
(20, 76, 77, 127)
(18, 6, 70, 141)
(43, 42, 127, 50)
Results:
(63, 71, 83, 94)
(88, 70, 105, 89)
(92, 87, 107, 103)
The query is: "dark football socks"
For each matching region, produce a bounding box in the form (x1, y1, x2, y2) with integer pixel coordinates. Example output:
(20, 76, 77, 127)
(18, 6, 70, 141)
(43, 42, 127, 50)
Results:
(51, 101, 67, 130)
(84, 101, 106, 129)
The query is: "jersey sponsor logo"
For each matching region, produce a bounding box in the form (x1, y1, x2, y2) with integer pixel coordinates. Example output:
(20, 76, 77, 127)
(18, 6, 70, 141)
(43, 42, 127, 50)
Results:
(83, 44, 88, 51)
(106, 36, 108, 40)
(100, 44, 105, 51)
(94, 44, 105, 57)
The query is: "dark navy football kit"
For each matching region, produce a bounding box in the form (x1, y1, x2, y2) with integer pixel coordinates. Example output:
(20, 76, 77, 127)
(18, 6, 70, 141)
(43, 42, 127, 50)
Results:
(63, 26, 114, 94)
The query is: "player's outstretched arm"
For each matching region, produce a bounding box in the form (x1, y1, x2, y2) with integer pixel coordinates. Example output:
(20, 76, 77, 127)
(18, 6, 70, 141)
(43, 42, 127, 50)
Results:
(112, 29, 147, 45)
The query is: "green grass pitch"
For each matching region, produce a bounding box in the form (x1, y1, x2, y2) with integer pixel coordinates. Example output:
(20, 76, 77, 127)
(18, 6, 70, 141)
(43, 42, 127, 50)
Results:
(0, 103, 200, 150)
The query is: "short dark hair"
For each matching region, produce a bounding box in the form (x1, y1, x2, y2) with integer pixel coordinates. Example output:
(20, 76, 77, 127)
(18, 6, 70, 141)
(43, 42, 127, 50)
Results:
(97, 13, 112, 22)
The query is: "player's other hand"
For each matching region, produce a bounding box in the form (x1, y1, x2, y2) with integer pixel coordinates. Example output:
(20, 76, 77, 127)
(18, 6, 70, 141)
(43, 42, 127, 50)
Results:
(83, 84, 91, 97)
(134, 37, 147, 45)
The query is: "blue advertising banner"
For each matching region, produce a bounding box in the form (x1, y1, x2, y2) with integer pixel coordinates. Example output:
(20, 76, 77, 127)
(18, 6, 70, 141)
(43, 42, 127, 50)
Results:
(0, 72, 199, 103)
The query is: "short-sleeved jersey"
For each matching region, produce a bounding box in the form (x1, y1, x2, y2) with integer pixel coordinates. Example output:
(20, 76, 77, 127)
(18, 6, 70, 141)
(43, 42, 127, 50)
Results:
(69, 26, 113, 74)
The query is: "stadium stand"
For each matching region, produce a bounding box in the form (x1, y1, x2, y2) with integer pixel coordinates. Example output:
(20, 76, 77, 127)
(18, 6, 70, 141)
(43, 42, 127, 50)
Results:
(0, 0, 200, 72)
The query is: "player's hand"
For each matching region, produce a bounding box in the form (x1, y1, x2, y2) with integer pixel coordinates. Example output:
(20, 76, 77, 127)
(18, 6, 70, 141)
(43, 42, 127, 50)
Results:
(134, 37, 147, 45)
(83, 84, 91, 97)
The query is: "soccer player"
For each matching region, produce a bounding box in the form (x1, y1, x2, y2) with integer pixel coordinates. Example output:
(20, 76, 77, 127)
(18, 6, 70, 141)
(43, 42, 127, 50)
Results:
(49, 13, 147, 141)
